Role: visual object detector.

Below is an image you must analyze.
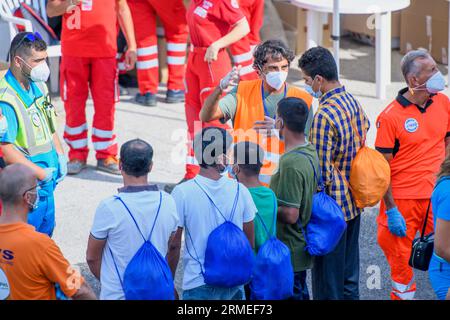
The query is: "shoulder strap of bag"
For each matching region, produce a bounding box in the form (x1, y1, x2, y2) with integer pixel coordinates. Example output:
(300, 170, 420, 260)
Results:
(255, 192, 278, 238)
(331, 102, 366, 146)
(420, 200, 432, 240)
(109, 247, 125, 292)
(290, 150, 323, 189)
(421, 177, 450, 239)
(194, 179, 240, 222)
(114, 192, 163, 243)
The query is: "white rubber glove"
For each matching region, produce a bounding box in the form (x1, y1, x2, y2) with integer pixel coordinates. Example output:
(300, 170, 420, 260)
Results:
(219, 66, 241, 92)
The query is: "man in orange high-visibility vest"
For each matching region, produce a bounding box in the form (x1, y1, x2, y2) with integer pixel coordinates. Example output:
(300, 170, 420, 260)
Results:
(200, 40, 313, 186)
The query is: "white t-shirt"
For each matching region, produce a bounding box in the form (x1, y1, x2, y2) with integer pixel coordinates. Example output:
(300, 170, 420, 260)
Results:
(171, 175, 257, 291)
(90, 186, 179, 300)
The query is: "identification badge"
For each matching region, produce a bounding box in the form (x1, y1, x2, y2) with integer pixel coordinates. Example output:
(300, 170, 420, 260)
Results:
(31, 112, 42, 127)
(81, 0, 93, 11)
(194, 6, 207, 18)
(404, 118, 419, 133)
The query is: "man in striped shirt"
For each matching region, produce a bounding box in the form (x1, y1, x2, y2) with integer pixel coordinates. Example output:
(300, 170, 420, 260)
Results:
(299, 47, 370, 300)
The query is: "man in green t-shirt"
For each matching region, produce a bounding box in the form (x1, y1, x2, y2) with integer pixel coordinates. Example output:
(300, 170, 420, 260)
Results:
(269, 97, 319, 300)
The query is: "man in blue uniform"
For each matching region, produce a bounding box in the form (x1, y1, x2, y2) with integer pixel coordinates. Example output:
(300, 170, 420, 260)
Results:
(0, 32, 67, 237)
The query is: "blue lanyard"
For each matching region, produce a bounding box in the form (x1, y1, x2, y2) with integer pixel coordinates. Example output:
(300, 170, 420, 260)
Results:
(261, 82, 287, 119)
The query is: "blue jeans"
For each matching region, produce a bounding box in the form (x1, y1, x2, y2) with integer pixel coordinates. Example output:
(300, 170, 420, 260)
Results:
(429, 255, 450, 300)
(183, 285, 244, 300)
(28, 191, 55, 237)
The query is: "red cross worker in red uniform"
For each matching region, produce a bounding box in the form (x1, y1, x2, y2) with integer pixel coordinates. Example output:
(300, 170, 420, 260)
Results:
(128, 0, 189, 107)
(47, 0, 137, 175)
(229, 0, 264, 81)
(183, 0, 250, 181)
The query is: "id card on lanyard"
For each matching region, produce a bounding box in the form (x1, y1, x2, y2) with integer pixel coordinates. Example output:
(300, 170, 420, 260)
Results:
(261, 82, 287, 119)
(82, 0, 93, 11)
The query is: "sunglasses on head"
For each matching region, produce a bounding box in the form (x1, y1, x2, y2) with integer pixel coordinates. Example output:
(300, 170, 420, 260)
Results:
(16, 32, 43, 49)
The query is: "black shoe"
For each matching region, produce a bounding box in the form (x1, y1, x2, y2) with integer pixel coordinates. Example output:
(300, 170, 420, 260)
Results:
(135, 92, 157, 107)
(166, 89, 185, 104)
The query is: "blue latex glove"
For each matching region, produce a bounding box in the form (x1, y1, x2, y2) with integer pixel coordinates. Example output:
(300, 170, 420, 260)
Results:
(41, 167, 57, 184)
(56, 154, 68, 184)
(386, 207, 407, 237)
(0, 115, 7, 139)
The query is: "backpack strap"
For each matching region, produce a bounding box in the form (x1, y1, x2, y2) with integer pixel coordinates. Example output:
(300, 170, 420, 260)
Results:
(148, 192, 163, 241)
(290, 150, 323, 189)
(109, 248, 125, 292)
(194, 179, 240, 222)
(256, 192, 278, 238)
(114, 196, 146, 243)
(229, 182, 240, 221)
(184, 226, 205, 276)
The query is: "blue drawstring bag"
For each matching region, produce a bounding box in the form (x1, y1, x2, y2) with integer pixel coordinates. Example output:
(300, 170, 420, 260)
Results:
(109, 193, 175, 300)
(250, 194, 294, 300)
(293, 151, 347, 256)
(185, 181, 254, 288)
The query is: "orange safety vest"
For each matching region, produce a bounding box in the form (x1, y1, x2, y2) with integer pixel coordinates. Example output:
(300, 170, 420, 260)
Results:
(233, 79, 313, 185)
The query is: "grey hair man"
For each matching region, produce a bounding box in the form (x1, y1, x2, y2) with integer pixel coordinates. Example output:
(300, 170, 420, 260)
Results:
(374, 50, 450, 300)
(0, 164, 96, 300)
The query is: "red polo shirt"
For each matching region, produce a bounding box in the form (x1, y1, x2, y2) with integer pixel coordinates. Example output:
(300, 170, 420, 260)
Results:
(375, 88, 450, 199)
(61, 0, 118, 58)
(187, 0, 246, 48)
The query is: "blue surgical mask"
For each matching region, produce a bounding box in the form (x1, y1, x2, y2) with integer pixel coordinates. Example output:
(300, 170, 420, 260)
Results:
(413, 71, 446, 94)
(425, 71, 446, 93)
(304, 77, 323, 99)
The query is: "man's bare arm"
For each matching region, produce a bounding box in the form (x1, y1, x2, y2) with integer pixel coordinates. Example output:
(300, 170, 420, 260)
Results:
(47, 0, 79, 17)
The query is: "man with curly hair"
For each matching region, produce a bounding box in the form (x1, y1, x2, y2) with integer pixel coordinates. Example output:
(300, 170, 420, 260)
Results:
(200, 40, 313, 186)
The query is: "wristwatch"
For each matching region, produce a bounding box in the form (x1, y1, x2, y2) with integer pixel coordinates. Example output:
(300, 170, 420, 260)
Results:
(66, 0, 77, 12)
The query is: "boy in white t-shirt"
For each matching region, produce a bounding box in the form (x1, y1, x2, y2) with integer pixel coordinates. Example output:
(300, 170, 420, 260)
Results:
(86, 139, 179, 300)
(168, 127, 257, 300)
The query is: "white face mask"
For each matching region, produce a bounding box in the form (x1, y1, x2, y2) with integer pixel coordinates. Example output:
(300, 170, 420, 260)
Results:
(265, 71, 288, 91)
(19, 58, 50, 83)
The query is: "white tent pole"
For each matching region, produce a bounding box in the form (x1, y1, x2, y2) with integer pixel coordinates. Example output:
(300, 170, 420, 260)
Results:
(332, 0, 340, 75)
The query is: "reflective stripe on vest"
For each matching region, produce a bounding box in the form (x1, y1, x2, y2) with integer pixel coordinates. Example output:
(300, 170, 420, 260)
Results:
(233, 79, 313, 185)
(0, 78, 53, 157)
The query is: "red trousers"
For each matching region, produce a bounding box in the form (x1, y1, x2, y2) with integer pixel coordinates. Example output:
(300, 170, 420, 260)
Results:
(184, 49, 231, 179)
(128, 0, 188, 94)
(229, 0, 263, 80)
(60, 56, 119, 161)
(377, 199, 434, 300)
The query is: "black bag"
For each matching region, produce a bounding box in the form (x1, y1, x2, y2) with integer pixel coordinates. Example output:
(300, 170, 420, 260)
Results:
(408, 200, 434, 271)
